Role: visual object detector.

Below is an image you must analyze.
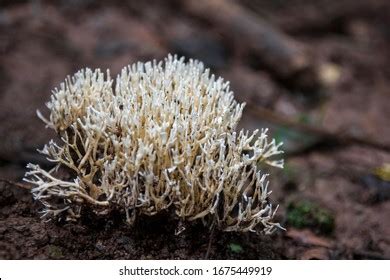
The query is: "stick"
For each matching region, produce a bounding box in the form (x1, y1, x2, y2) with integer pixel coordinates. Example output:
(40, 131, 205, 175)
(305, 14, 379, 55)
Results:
(0, 178, 32, 190)
(182, 0, 320, 85)
(205, 223, 216, 259)
(246, 104, 390, 154)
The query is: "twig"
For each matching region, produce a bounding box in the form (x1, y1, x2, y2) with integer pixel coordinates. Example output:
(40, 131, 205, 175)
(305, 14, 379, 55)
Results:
(182, 0, 321, 87)
(246, 104, 390, 154)
(205, 223, 216, 259)
(0, 178, 32, 190)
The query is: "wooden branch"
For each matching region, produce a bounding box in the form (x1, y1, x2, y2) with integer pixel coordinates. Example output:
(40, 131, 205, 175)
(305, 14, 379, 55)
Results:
(0, 178, 32, 190)
(182, 0, 321, 87)
(246, 104, 390, 154)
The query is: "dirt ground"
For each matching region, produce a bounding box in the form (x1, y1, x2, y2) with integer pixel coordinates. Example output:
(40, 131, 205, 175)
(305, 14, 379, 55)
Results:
(0, 0, 389, 259)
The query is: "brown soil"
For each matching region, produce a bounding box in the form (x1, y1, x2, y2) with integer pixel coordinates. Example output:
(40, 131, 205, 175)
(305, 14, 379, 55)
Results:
(1, 0, 389, 259)
(0, 182, 278, 259)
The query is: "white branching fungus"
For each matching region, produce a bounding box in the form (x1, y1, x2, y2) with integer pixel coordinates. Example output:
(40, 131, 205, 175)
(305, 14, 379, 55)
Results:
(24, 55, 284, 234)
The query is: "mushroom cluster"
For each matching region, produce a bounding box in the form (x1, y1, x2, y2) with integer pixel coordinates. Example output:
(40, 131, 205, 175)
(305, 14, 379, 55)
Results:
(25, 55, 283, 233)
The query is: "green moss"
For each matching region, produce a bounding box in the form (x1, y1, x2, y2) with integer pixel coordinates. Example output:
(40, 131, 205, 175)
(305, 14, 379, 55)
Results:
(47, 245, 64, 259)
(297, 113, 311, 124)
(287, 200, 334, 235)
(228, 243, 243, 254)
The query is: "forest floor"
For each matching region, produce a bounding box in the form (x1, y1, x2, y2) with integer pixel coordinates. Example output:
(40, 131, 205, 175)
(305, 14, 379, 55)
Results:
(1, 0, 390, 259)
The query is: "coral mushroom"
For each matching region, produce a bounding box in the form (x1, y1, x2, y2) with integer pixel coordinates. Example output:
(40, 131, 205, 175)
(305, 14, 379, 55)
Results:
(25, 55, 283, 234)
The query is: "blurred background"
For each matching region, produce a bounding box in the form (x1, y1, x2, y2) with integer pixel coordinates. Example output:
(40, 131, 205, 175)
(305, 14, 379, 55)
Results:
(0, 0, 389, 259)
